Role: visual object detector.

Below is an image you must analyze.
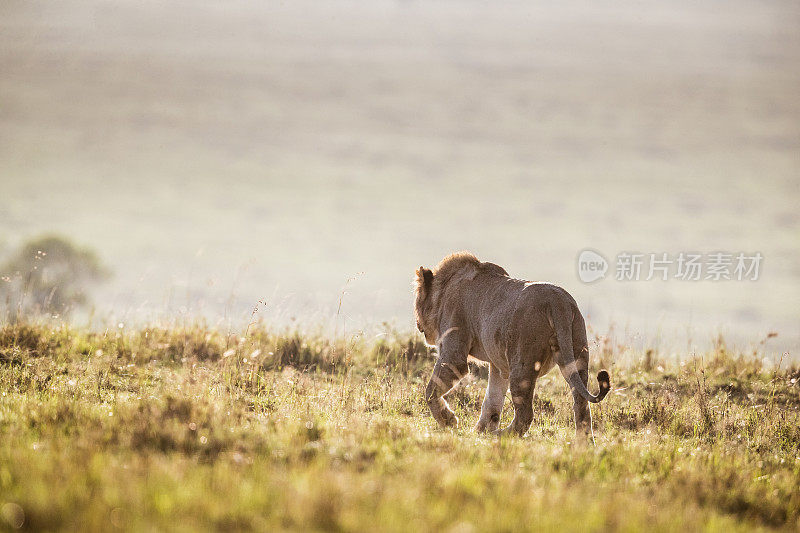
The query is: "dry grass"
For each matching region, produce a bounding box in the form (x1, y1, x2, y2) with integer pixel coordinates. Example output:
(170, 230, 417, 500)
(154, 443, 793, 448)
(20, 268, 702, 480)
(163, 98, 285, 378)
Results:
(0, 321, 798, 531)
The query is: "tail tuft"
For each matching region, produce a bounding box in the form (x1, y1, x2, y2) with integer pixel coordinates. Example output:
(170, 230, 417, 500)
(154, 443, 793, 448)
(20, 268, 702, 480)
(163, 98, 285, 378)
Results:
(596, 370, 611, 401)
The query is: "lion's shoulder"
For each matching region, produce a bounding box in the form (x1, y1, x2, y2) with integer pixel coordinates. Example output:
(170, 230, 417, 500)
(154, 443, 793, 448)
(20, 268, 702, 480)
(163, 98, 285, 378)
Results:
(479, 262, 509, 277)
(433, 253, 509, 292)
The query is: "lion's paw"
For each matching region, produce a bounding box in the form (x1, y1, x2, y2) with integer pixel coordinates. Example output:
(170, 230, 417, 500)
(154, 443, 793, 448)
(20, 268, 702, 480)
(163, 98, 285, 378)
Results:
(441, 411, 459, 429)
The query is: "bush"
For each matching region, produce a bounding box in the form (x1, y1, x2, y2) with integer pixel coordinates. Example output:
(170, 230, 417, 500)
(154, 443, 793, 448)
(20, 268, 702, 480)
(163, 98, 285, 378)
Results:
(0, 234, 110, 319)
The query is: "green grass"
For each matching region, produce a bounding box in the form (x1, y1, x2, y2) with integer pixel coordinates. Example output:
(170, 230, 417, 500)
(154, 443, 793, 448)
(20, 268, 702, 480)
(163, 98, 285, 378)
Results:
(0, 322, 798, 532)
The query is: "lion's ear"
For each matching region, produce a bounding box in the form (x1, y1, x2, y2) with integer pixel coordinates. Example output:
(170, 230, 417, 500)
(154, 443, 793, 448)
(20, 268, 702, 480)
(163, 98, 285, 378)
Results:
(423, 268, 433, 286)
(416, 267, 434, 294)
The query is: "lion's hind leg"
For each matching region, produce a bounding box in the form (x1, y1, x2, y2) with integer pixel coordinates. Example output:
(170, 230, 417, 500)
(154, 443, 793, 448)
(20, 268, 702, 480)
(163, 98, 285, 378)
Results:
(571, 365, 593, 444)
(498, 357, 537, 437)
(475, 363, 509, 433)
(571, 320, 594, 444)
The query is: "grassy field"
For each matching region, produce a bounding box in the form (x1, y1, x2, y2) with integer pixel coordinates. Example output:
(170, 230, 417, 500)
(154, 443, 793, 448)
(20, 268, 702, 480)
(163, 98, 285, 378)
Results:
(0, 322, 798, 531)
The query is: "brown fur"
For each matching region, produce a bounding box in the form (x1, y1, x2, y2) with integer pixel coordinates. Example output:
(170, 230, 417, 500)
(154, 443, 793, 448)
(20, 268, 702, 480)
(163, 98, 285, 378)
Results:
(414, 252, 610, 442)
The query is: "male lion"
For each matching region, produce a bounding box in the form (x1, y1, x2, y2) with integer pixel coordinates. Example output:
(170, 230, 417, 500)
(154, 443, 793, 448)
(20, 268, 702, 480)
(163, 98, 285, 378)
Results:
(414, 252, 610, 442)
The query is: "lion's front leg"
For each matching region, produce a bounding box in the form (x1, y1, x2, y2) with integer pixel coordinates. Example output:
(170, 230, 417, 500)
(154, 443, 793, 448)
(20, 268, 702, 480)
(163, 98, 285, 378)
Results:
(475, 363, 508, 433)
(425, 335, 469, 429)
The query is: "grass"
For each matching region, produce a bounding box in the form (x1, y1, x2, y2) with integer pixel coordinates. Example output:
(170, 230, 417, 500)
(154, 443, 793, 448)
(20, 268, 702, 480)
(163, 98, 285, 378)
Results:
(0, 322, 798, 532)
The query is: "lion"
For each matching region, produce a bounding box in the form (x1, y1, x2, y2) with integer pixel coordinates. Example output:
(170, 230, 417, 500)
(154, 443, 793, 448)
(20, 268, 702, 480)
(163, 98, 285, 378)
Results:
(414, 252, 610, 442)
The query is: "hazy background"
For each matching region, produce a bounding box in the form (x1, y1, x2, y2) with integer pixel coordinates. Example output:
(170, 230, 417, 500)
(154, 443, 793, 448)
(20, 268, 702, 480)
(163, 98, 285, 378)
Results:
(1, 0, 798, 356)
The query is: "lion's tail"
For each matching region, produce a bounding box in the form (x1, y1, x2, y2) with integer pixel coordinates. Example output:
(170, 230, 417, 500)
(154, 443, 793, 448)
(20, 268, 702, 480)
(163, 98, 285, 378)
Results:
(551, 302, 610, 404)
